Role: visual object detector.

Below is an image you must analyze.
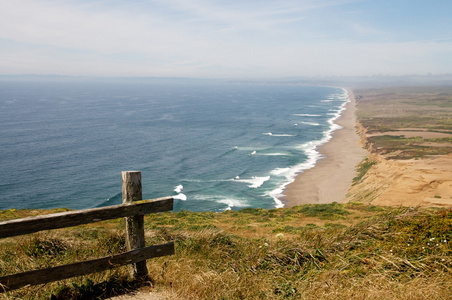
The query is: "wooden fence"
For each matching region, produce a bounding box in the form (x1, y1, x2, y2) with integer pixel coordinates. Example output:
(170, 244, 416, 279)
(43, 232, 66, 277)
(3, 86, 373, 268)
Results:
(0, 171, 174, 292)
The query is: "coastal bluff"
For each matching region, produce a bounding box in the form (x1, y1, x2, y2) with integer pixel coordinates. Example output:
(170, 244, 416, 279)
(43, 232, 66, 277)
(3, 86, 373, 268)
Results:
(346, 86, 452, 208)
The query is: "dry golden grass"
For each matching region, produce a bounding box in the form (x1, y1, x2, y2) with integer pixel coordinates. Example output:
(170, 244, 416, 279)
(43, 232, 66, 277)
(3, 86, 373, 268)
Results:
(1, 204, 452, 299)
(143, 206, 452, 299)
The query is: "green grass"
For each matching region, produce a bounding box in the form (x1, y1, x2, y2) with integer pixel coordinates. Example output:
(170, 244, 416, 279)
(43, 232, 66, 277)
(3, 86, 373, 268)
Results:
(2, 204, 452, 299)
(353, 157, 377, 183)
(367, 135, 452, 159)
(296, 202, 351, 220)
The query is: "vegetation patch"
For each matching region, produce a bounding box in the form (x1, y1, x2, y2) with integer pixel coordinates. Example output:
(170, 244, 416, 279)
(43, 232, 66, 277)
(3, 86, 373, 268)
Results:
(367, 135, 452, 159)
(21, 237, 68, 258)
(2, 205, 452, 299)
(296, 202, 351, 220)
(50, 277, 145, 300)
(353, 157, 377, 184)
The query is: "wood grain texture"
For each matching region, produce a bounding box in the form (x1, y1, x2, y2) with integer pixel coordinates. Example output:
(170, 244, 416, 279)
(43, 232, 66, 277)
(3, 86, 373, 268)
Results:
(0, 197, 173, 239)
(0, 242, 175, 292)
(122, 171, 148, 279)
(0, 172, 175, 291)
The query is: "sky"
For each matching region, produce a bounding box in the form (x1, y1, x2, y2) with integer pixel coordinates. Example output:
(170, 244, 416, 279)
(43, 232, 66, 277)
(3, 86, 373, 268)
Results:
(0, 0, 451, 79)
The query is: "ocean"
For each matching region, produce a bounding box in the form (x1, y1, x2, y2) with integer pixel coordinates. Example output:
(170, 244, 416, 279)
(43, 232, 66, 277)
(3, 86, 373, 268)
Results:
(0, 78, 348, 212)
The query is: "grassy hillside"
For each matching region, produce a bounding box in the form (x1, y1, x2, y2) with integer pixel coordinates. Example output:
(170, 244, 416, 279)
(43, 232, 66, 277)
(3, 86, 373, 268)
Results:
(2, 204, 452, 299)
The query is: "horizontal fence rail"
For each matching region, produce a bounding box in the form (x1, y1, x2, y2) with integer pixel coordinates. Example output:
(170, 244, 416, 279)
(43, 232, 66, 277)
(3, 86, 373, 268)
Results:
(0, 243, 175, 291)
(0, 197, 173, 239)
(0, 171, 174, 292)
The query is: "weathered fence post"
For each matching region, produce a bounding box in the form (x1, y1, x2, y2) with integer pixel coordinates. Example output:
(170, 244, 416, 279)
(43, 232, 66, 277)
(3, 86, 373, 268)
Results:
(122, 171, 148, 280)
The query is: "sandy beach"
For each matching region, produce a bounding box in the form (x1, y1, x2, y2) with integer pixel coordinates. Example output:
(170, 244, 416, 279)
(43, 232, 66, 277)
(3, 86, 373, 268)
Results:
(282, 88, 368, 206)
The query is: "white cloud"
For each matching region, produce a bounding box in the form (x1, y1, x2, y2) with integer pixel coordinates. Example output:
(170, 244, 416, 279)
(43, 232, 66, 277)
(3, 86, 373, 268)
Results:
(0, 0, 450, 78)
(1, 1, 173, 53)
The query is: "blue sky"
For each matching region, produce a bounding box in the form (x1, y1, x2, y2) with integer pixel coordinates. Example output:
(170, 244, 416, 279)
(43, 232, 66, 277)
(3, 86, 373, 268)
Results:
(1, 0, 451, 78)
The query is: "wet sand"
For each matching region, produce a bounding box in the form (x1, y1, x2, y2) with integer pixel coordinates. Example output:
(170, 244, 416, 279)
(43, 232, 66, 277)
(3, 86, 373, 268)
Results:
(282, 88, 368, 206)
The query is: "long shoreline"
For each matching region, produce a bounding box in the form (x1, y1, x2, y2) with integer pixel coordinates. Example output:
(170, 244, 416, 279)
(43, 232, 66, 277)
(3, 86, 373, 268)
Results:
(281, 88, 368, 206)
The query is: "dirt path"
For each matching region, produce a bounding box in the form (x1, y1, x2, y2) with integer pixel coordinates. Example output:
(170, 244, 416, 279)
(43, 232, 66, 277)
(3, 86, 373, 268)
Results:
(107, 287, 179, 300)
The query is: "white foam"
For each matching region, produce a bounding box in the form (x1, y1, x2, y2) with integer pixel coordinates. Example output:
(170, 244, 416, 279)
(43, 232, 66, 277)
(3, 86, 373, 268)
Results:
(217, 197, 249, 208)
(268, 188, 285, 208)
(264, 132, 295, 137)
(235, 146, 266, 152)
(271, 134, 295, 137)
(271, 168, 291, 176)
(300, 121, 320, 126)
(294, 114, 321, 117)
(270, 88, 350, 207)
(173, 184, 186, 201)
(173, 193, 187, 201)
(174, 184, 183, 193)
(261, 152, 290, 156)
(190, 195, 249, 211)
(267, 144, 322, 206)
(234, 176, 270, 188)
(330, 123, 343, 131)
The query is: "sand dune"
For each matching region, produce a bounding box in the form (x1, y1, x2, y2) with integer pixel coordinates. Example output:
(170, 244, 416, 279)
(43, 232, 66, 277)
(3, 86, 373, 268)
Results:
(347, 154, 452, 207)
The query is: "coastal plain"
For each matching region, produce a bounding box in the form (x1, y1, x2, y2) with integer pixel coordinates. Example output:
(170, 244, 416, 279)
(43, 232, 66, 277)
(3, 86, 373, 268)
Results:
(348, 86, 452, 207)
(284, 85, 452, 208)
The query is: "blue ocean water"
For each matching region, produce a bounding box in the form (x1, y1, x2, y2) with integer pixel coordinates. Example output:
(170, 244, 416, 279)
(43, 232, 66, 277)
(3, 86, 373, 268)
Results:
(0, 78, 348, 212)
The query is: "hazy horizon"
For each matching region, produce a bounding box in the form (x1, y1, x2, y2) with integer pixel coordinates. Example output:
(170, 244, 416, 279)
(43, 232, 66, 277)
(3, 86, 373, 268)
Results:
(1, 0, 451, 79)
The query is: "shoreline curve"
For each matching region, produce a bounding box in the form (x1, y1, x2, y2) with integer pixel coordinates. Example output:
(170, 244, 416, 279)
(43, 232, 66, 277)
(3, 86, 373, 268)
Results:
(281, 88, 368, 207)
